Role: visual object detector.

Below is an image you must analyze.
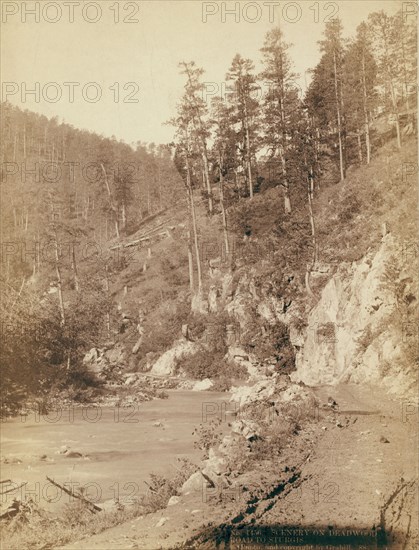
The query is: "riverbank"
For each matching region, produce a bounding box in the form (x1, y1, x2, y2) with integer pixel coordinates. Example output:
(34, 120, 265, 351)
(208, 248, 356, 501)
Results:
(56, 384, 418, 550)
(2, 383, 417, 549)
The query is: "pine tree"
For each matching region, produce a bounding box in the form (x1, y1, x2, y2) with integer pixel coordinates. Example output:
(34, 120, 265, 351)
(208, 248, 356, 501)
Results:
(178, 61, 213, 215)
(368, 11, 403, 148)
(226, 54, 260, 198)
(319, 18, 347, 181)
(211, 97, 235, 256)
(344, 22, 377, 164)
(260, 26, 301, 213)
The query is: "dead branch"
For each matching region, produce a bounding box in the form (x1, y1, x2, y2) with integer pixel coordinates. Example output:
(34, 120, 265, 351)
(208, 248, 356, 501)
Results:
(46, 476, 102, 513)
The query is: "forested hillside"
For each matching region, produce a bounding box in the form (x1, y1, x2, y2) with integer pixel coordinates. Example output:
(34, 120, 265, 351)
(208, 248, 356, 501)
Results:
(0, 104, 186, 408)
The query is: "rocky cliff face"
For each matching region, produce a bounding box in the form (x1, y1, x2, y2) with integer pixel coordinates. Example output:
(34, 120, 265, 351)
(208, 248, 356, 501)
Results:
(199, 232, 417, 396)
(292, 234, 417, 396)
(112, 229, 416, 398)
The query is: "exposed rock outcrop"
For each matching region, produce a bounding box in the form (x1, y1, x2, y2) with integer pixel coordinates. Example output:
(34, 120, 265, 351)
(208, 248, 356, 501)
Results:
(150, 339, 200, 377)
(292, 235, 417, 395)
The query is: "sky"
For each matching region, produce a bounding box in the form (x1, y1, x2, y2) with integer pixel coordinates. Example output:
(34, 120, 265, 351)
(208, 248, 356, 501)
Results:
(1, 0, 403, 146)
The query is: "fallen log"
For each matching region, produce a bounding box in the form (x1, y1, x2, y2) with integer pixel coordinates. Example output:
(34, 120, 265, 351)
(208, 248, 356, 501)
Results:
(46, 476, 102, 513)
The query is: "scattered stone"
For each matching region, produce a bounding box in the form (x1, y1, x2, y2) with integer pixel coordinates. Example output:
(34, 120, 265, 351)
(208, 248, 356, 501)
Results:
(379, 436, 390, 443)
(65, 451, 84, 459)
(167, 496, 181, 506)
(124, 374, 138, 386)
(1, 457, 22, 465)
(328, 398, 339, 409)
(191, 509, 202, 515)
(155, 517, 168, 527)
(231, 419, 259, 441)
(101, 499, 120, 512)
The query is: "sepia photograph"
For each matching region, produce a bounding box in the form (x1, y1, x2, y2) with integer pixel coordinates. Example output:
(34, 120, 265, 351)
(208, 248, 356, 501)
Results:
(0, 1, 418, 548)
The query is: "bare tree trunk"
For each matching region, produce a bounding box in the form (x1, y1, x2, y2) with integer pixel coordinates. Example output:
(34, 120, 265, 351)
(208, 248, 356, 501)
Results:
(390, 80, 402, 149)
(361, 53, 371, 164)
(36, 230, 40, 274)
(187, 230, 194, 293)
(280, 146, 291, 213)
(71, 243, 80, 292)
(202, 151, 213, 215)
(244, 104, 253, 198)
(52, 225, 66, 327)
(158, 166, 162, 210)
(121, 201, 126, 229)
(23, 124, 26, 160)
(100, 163, 120, 239)
(104, 264, 111, 340)
(13, 133, 17, 162)
(305, 168, 317, 299)
(147, 182, 151, 215)
(333, 51, 345, 181)
(186, 156, 202, 294)
(357, 130, 363, 163)
(218, 152, 230, 257)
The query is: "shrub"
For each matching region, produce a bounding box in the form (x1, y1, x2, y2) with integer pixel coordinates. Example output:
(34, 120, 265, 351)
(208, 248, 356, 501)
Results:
(176, 347, 227, 379)
(142, 458, 198, 512)
(192, 418, 222, 456)
(139, 301, 190, 357)
(243, 309, 296, 370)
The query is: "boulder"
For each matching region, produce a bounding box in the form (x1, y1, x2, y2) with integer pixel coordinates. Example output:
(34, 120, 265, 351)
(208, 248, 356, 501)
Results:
(104, 344, 125, 365)
(229, 377, 277, 408)
(279, 383, 312, 404)
(64, 451, 84, 459)
(230, 419, 259, 440)
(83, 348, 98, 364)
(192, 378, 214, 391)
(151, 340, 200, 377)
(180, 471, 205, 495)
(202, 448, 228, 479)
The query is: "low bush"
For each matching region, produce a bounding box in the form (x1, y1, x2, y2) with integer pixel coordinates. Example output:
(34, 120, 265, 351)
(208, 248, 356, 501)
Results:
(176, 347, 247, 381)
(192, 418, 222, 457)
(142, 458, 198, 512)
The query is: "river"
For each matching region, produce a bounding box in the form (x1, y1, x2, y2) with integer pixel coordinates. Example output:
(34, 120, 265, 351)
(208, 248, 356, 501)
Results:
(0, 390, 229, 510)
